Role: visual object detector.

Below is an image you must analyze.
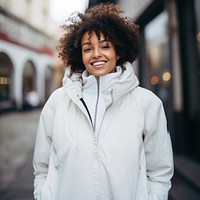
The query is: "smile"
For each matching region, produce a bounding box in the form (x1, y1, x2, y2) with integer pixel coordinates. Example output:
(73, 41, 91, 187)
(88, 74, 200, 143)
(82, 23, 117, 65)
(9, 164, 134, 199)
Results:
(92, 61, 107, 67)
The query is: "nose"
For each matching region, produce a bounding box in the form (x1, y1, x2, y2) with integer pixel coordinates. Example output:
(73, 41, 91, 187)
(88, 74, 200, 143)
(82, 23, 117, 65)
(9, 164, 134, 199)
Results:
(92, 47, 101, 58)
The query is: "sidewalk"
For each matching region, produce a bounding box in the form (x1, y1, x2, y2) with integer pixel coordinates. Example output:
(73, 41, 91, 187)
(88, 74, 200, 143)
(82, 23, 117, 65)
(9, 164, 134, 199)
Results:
(0, 109, 41, 200)
(0, 152, 34, 200)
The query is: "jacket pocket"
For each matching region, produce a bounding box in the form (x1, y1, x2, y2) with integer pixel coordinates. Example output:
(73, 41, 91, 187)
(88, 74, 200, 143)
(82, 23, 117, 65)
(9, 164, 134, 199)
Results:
(136, 165, 152, 200)
(39, 151, 60, 200)
(52, 154, 60, 200)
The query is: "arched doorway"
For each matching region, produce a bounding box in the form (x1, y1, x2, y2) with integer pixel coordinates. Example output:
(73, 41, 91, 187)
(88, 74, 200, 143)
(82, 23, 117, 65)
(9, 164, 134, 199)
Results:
(45, 66, 54, 101)
(0, 52, 14, 111)
(22, 60, 38, 109)
(23, 60, 36, 91)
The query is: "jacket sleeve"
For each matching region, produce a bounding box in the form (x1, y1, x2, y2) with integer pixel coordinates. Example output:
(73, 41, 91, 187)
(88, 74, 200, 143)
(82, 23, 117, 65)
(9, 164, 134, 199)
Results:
(33, 92, 56, 200)
(143, 92, 174, 200)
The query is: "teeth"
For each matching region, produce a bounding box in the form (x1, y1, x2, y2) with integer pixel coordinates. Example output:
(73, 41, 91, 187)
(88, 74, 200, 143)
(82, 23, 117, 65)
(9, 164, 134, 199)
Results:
(93, 61, 106, 66)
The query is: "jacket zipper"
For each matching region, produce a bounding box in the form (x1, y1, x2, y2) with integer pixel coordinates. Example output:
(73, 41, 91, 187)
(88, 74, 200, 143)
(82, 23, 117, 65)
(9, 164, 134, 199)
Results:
(80, 98, 93, 129)
(79, 77, 100, 133)
(93, 77, 100, 132)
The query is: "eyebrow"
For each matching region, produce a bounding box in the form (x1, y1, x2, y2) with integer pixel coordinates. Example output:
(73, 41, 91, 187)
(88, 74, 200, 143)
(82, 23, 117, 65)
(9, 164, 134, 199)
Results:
(81, 42, 91, 47)
(81, 41, 91, 47)
(81, 39, 110, 47)
(100, 39, 110, 44)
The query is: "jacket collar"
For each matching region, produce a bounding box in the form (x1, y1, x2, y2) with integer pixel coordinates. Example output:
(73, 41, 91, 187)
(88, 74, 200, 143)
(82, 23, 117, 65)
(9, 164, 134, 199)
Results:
(81, 65, 122, 93)
(62, 62, 139, 104)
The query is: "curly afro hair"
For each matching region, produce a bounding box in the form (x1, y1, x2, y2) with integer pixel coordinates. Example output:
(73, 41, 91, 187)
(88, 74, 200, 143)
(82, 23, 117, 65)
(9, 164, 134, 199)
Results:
(58, 3, 139, 73)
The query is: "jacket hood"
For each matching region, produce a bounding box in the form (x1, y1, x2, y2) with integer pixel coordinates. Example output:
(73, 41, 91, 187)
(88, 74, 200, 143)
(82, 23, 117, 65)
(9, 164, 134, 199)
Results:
(102, 62, 139, 104)
(62, 62, 139, 104)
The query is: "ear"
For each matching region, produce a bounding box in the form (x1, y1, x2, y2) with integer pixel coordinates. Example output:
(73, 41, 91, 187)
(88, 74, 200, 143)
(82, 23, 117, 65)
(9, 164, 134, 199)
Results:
(117, 55, 120, 60)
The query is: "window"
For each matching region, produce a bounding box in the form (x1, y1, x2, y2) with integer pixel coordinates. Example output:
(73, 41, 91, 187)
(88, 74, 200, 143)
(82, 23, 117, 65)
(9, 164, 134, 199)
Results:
(144, 12, 171, 122)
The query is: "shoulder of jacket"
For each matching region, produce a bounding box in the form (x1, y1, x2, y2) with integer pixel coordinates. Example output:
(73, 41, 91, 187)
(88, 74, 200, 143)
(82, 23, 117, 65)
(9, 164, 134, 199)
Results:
(131, 86, 162, 112)
(133, 86, 161, 102)
(48, 87, 66, 101)
(42, 87, 68, 111)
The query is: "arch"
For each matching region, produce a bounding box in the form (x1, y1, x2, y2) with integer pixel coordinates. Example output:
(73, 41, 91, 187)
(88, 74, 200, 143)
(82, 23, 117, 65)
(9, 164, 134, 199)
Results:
(45, 66, 54, 101)
(22, 60, 39, 109)
(22, 60, 37, 90)
(0, 52, 15, 111)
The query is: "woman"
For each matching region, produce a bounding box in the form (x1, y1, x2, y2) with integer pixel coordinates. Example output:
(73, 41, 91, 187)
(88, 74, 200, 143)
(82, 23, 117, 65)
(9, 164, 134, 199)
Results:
(33, 3, 173, 200)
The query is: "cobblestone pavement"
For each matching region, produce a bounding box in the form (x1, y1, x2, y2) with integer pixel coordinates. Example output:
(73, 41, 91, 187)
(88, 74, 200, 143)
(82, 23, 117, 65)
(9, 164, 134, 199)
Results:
(0, 109, 41, 200)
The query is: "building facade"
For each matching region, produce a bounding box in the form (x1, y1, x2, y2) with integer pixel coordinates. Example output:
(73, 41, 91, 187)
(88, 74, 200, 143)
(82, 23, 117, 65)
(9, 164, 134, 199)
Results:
(119, 0, 200, 159)
(0, 0, 56, 112)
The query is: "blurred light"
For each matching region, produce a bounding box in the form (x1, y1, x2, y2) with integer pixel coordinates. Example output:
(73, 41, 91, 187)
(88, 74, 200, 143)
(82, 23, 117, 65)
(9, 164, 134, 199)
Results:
(162, 72, 171, 82)
(150, 75, 159, 85)
(0, 77, 11, 85)
(196, 32, 200, 42)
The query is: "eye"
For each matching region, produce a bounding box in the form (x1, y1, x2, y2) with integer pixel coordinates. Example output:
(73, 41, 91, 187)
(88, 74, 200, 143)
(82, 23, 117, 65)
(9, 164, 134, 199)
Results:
(82, 47, 91, 53)
(101, 45, 110, 49)
(101, 41, 110, 49)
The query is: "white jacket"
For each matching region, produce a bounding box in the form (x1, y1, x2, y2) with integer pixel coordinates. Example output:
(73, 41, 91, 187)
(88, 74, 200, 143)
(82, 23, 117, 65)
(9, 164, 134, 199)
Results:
(33, 62, 173, 200)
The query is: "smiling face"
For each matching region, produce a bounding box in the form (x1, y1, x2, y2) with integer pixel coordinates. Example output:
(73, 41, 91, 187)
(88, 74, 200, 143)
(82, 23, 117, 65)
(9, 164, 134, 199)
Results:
(81, 31, 119, 76)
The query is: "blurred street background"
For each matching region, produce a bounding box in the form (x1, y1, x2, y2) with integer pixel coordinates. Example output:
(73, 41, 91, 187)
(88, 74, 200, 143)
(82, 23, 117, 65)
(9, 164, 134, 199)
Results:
(0, 0, 200, 199)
